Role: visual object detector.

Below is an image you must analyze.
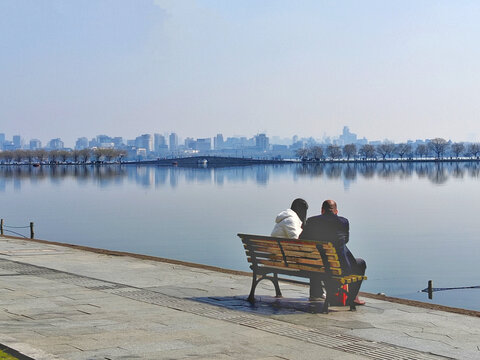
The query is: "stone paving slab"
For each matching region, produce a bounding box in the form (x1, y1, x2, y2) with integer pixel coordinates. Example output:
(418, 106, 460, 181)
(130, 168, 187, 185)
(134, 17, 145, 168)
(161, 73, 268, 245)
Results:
(0, 237, 479, 359)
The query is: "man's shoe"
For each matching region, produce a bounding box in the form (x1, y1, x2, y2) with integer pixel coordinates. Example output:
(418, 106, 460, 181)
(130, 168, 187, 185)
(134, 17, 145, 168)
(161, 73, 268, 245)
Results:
(353, 297, 365, 305)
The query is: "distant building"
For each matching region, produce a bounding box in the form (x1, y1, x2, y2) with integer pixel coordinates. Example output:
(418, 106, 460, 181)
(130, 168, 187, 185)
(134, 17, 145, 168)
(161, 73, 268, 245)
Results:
(338, 126, 357, 145)
(13, 135, 21, 149)
(272, 144, 288, 151)
(135, 134, 153, 152)
(136, 148, 147, 158)
(0, 133, 5, 149)
(97, 135, 113, 145)
(154, 134, 167, 153)
(214, 134, 224, 150)
(29, 139, 42, 150)
(255, 134, 269, 151)
(3, 141, 15, 151)
(75, 137, 89, 150)
(112, 137, 124, 148)
(184, 137, 196, 150)
(169, 133, 178, 151)
(48, 138, 64, 150)
(196, 138, 211, 152)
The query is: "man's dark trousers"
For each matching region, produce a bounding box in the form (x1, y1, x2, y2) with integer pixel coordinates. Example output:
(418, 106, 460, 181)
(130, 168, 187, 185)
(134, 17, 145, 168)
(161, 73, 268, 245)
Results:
(300, 213, 366, 300)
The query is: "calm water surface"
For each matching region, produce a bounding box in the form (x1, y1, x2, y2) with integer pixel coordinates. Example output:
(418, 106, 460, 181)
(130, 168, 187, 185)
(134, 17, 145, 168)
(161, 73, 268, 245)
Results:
(1, 163, 480, 310)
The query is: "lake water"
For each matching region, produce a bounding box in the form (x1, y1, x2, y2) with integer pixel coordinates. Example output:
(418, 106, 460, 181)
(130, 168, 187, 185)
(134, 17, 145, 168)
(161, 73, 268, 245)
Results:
(1, 162, 480, 311)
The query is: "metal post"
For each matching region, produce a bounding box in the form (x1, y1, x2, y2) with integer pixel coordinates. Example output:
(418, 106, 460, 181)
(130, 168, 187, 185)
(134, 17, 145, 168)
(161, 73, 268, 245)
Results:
(0, 219, 3, 236)
(428, 280, 433, 299)
(30, 222, 34, 239)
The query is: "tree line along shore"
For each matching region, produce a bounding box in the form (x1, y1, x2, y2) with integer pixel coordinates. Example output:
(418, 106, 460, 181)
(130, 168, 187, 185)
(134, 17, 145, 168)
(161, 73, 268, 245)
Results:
(1, 138, 480, 165)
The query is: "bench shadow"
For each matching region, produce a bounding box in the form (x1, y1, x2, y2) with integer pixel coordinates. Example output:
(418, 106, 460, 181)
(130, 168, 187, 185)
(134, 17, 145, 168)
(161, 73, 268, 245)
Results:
(190, 295, 343, 315)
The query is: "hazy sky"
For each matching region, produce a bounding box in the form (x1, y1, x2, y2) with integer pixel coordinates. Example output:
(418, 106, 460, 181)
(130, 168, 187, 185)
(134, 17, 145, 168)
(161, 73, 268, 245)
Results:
(2, 0, 480, 146)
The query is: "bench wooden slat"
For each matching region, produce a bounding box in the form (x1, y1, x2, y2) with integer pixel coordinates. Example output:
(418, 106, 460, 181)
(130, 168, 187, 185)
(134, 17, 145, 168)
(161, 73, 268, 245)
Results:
(333, 275, 367, 284)
(246, 245, 338, 260)
(245, 242, 337, 257)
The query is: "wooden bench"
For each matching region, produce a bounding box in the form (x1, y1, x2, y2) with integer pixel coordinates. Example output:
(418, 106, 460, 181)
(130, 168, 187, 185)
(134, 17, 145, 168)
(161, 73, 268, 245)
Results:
(238, 233, 367, 313)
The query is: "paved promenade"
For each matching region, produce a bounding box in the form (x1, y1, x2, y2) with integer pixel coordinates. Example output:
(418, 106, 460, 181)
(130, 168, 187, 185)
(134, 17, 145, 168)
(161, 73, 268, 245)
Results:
(0, 236, 479, 360)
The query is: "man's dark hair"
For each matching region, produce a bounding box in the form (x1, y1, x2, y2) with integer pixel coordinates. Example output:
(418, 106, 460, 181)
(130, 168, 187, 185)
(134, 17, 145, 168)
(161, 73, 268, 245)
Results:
(291, 198, 308, 224)
(321, 200, 337, 214)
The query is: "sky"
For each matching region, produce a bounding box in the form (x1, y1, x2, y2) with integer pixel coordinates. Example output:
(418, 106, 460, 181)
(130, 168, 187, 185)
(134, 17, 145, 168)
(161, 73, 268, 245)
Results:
(2, 0, 480, 147)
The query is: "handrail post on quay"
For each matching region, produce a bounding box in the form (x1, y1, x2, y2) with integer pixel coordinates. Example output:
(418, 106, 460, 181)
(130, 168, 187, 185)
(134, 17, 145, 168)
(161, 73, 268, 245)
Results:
(30, 222, 34, 239)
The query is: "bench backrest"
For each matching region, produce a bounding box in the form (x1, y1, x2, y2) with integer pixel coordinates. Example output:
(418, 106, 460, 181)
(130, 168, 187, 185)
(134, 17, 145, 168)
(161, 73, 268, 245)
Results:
(238, 233, 342, 276)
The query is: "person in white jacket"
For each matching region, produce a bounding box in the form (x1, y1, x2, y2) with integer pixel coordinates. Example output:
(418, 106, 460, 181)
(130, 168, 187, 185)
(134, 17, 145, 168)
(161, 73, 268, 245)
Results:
(271, 198, 309, 239)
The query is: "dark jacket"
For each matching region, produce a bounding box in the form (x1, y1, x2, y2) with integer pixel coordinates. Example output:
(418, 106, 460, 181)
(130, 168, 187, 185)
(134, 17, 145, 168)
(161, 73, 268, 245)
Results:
(299, 213, 355, 274)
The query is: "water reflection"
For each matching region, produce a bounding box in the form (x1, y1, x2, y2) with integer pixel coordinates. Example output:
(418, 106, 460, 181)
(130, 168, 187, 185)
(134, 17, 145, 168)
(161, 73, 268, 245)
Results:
(1, 162, 480, 190)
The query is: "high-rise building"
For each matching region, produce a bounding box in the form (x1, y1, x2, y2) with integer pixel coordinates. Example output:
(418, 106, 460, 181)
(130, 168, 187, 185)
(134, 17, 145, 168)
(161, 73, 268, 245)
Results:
(184, 137, 196, 150)
(0, 133, 5, 149)
(29, 139, 42, 150)
(339, 126, 357, 145)
(135, 134, 153, 152)
(169, 133, 178, 151)
(75, 137, 89, 150)
(255, 133, 269, 151)
(94, 135, 114, 148)
(214, 134, 224, 150)
(13, 135, 21, 149)
(48, 138, 64, 150)
(196, 138, 211, 152)
(112, 137, 124, 148)
(154, 134, 167, 153)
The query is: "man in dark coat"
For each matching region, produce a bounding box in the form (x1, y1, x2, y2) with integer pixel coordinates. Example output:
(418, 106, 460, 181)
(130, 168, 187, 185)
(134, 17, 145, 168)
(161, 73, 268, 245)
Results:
(300, 199, 366, 305)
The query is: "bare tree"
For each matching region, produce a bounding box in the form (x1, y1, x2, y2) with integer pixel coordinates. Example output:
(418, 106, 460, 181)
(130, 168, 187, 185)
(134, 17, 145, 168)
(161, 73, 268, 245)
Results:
(93, 148, 104, 162)
(415, 144, 428, 159)
(310, 146, 324, 160)
(49, 150, 60, 163)
(13, 150, 25, 163)
(326, 144, 342, 160)
(343, 144, 357, 160)
(103, 149, 120, 162)
(58, 150, 70, 163)
(358, 144, 376, 160)
(79, 149, 91, 163)
(396, 143, 412, 160)
(428, 138, 449, 159)
(467, 143, 480, 158)
(295, 148, 309, 160)
(34, 149, 48, 163)
(117, 149, 127, 162)
(23, 150, 34, 163)
(71, 150, 80, 163)
(3, 151, 14, 163)
(451, 142, 465, 159)
(376, 142, 396, 160)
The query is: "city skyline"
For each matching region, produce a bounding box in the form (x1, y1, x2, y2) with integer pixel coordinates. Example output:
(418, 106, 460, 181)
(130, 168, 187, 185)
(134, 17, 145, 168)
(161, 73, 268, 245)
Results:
(2, 1, 480, 145)
(1, 126, 474, 152)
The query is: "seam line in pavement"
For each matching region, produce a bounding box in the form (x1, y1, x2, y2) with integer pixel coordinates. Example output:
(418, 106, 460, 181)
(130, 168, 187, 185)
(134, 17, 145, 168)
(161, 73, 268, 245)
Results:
(0, 258, 453, 360)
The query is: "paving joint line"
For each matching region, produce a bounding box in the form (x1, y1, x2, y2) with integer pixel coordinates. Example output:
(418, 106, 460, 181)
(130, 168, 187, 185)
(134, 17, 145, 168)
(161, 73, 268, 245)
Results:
(0, 257, 452, 360)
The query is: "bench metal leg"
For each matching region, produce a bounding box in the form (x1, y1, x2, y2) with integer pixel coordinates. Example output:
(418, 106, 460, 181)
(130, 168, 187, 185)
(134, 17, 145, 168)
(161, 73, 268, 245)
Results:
(248, 272, 258, 303)
(309, 276, 324, 300)
(322, 281, 339, 314)
(248, 272, 282, 303)
(273, 273, 282, 298)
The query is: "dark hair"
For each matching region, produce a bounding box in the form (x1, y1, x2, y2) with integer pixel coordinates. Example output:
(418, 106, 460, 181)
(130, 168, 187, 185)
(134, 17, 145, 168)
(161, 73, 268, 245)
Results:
(321, 199, 337, 214)
(291, 198, 308, 224)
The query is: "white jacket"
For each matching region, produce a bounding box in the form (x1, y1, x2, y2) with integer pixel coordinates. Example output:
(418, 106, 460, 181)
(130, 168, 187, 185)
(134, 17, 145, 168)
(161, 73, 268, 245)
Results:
(270, 209, 303, 239)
